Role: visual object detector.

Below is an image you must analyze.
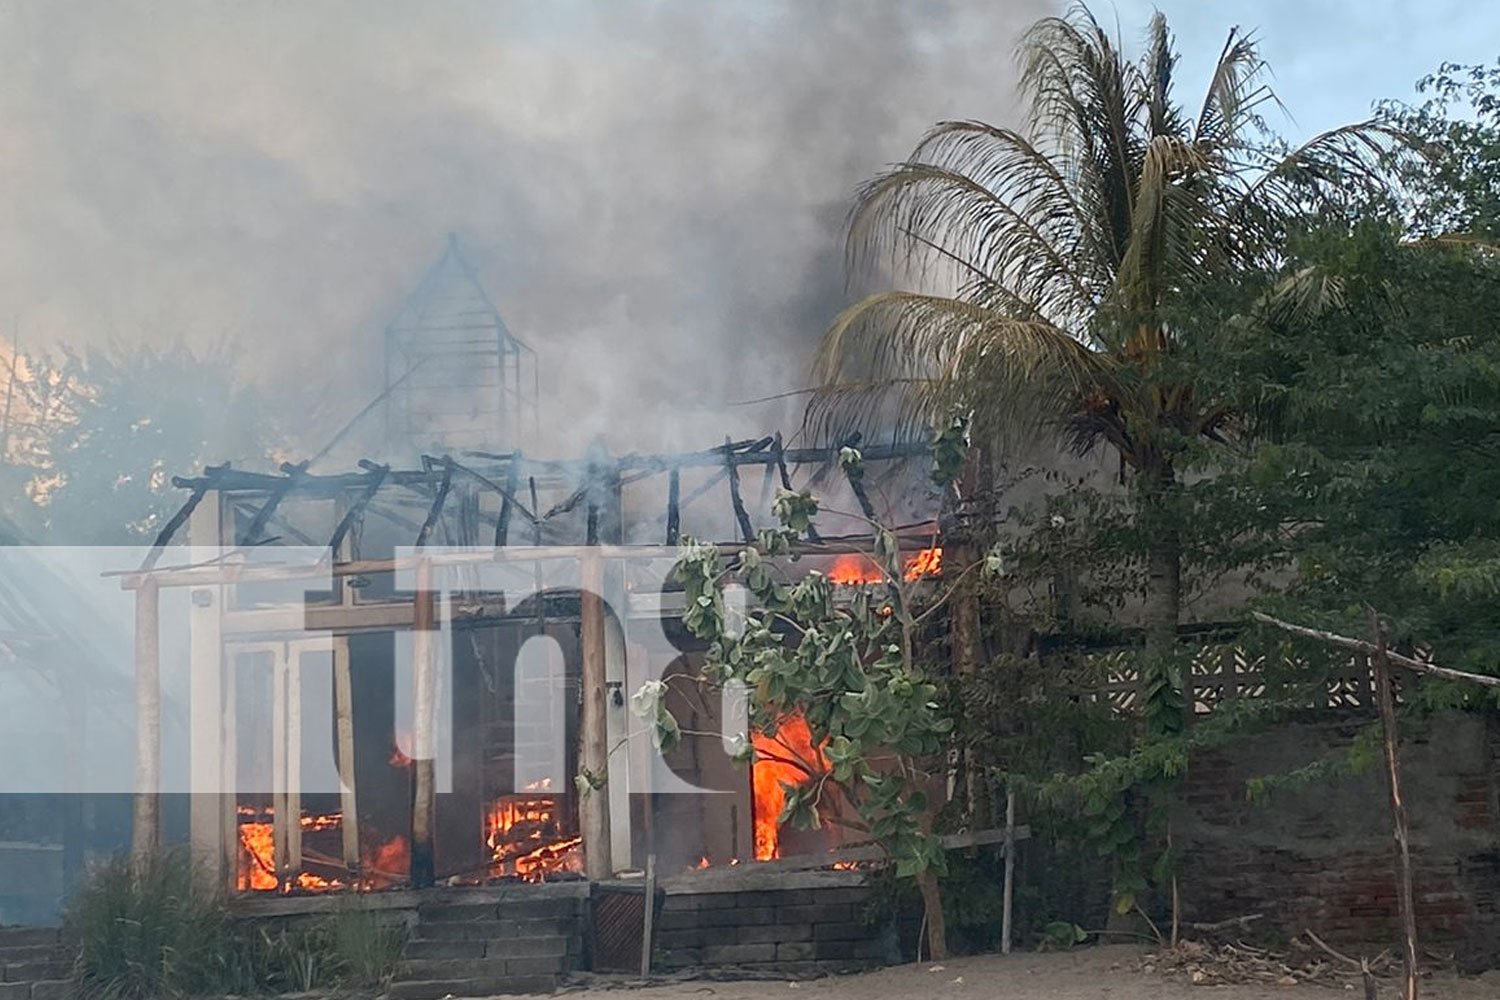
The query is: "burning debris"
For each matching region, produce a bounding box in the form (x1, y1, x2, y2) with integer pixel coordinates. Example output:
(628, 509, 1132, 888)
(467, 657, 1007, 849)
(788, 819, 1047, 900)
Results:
(484, 780, 584, 881)
(235, 807, 409, 893)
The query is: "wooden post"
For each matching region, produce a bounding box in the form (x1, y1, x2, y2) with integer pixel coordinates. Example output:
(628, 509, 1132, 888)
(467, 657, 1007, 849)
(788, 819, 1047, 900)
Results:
(495, 453, 521, 547)
(333, 638, 360, 878)
(411, 557, 438, 887)
(272, 645, 289, 886)
(665, 467, 680, 546)
(639, 853, 657, 977)
(131, 579, 161, 877)
(580, 546, 612, 879)
(1370, 613, 1419, 1000)
(725, 438, 755, 543)
(221, 652, 238, 894)
(188, 489, 226, 887)
(1001, 790, 1016, 956)
(287, 648, 303, 881)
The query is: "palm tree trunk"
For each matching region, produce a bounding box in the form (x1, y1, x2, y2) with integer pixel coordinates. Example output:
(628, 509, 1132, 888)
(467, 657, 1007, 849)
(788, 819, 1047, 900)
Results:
(1140, 466, 1181, 662)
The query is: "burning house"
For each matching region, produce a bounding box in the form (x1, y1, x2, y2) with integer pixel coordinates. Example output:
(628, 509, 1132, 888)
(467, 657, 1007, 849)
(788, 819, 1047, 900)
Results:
(108, 238, 949, 988)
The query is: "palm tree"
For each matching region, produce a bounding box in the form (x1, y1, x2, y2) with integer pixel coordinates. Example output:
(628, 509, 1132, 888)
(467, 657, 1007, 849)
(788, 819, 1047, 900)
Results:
(810, 4, 1401, 661)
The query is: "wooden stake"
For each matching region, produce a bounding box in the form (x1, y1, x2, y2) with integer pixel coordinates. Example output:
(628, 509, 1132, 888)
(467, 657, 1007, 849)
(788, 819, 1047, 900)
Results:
(639, 853, 657, 977)
(131, 579, 161, 877)
(287, 647, 303, 881)
(333, 639, 360, 877)
(411, 557, 438, 887)
(580, 546, 612, 879)
(1370, 612, 1419, 1000)
(1001, 790, 1015, 956)
(221, 652, 238, 894)
(272, 646, 289, 886)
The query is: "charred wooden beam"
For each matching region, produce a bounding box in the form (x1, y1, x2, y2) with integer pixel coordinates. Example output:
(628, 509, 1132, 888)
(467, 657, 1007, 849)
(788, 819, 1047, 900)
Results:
(141, 463, 228, 570)
(839, 435, 879, 523)
(414, 459, 454, 550)
(773, 432, 819, 542)
(167, 439, 930, 505)
(450, 458, 536, 524)
(725, 436, 755, 543)
(586, 473, 600, 546)
(676, 468, 729, 513)
(241, 461, 310, 546)
(328, 465, 388, 557)
(495, 453, 522, 547)
(666, 467, 680, 546)
(530, 477, 542, 546)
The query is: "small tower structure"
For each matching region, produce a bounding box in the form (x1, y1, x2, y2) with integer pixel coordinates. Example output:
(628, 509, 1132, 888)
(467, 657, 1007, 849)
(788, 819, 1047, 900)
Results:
(383, 235, 537, 456)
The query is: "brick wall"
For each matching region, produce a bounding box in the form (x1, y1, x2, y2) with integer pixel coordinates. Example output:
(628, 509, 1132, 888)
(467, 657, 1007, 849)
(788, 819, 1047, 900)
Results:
(1175, 708, 1500, 970)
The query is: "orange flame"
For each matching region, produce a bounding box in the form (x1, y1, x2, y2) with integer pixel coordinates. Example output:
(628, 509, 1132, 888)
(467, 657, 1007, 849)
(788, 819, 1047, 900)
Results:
(826, 547, 943, 586)
(389, 729, 412, 768)
(751, 713, 828, 860)
(236, 807, 404, 892)
(369, 835, 410, 881)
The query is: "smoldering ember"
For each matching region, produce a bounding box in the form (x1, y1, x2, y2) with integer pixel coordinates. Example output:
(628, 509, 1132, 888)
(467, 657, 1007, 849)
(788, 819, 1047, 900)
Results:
(1, 4, 1499, 1000)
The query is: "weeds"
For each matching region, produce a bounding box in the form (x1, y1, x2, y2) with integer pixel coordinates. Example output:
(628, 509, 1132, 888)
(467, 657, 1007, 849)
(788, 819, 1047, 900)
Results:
(66, 851, 408, 999)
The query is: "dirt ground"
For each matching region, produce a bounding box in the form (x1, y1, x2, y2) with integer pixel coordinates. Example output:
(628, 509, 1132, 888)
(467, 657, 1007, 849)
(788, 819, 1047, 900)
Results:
(553, 946, 1499, 1000)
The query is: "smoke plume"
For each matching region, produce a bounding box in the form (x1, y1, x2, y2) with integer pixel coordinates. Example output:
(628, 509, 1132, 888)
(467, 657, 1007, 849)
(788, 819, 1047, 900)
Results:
(0, 0, 1051, 461)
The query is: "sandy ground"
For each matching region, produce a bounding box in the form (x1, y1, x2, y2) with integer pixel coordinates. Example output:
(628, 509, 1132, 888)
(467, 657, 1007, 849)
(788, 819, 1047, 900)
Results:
(552, 946, 1499, 1000)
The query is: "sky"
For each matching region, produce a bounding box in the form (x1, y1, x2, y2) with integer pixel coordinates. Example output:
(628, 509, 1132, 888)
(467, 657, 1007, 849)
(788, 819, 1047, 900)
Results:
(0, 1, 1489, 460)
(1112, 0, 1495, 141)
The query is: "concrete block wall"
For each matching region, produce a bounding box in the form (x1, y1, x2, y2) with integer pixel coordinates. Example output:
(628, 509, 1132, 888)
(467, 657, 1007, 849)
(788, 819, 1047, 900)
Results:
(652, 871, 892, 975)
(0, 928, 72, 1000)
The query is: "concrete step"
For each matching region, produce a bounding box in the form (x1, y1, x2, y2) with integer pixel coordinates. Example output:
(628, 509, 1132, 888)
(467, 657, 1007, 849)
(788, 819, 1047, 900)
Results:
(395, 955, 566, 982)
(405, 935, 569, 961)
(2, 961, 72, 983)
(418, 897, 575, 922)
(387, 975, 556, 999)
(0, 946, 64, 964)
(0, 931, 61, 951)
(28, 980, 71, 1000)
(414, 916, 573, 941)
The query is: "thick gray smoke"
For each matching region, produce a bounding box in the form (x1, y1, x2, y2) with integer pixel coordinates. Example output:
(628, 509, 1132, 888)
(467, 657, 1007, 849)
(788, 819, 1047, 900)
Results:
(0, 0, 1051, 462)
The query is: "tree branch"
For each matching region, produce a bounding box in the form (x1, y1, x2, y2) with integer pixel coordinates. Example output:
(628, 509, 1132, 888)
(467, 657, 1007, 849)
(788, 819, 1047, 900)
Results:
(1252, 611, 1500, 689)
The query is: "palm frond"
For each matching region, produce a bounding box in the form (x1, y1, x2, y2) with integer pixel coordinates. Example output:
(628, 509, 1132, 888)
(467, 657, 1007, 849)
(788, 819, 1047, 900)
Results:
(811, 291, 1111, 449)
(847, 162, 1096, 327)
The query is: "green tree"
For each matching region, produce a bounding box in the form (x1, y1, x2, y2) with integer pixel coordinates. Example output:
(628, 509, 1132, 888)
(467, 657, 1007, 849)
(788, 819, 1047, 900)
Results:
(12, 344, 282, 545)
(1239, 221, 1500, 679)
(1379, 59, 1500, 239)
(664, 446, 996, 960)
(809, 4, 1400, 663)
